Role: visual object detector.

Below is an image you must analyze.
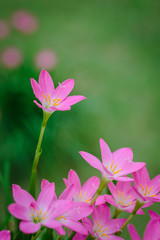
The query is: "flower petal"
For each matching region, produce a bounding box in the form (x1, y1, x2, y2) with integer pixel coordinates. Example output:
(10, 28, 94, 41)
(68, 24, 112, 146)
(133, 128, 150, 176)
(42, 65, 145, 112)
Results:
(133, 166, 150, 188)
(81, 176, 100, 200)
(148, 210, 160, 220)
(82, 217, 94, 236)
(150, 175, 160, 193)
(64, 202, 93, 220)
(0, 230, 10, 240)
(52, 79, 74, 100)
(103, 195, 117, 208)
(62, 219, 88, 235)
(79, 151, 102, 172)
(60, 95, 86, 107)
(143, 219, 160, 240)
(43, 219, 62, 229)
(8, 203, 30, 220)
(127, 224, 141, 240)
(68, 169, 81, 193)
(12, 184, 35, 207)
(19, 221, 41, 234)
(59, 184, 75, 201)
(100, 138, 113, 165)
(113, 148, 133, 164)
(38, 69, 54, 95)
(37, 182, 55, 211)
(30, 78, 43, 103)
(93, 204, 111, 226)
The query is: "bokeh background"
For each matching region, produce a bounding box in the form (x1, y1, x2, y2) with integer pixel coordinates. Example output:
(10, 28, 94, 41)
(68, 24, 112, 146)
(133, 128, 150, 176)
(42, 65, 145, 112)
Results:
(0, 0, 160, 238)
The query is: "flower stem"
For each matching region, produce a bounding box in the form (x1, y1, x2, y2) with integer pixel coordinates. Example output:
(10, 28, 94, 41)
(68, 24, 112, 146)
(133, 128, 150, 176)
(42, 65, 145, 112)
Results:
(90, 177, 110, 205)
(31, 227, 45, 240)
(29, 111, 51, 197)
(67, 231, 76, 240)
(112, 208, 122, 219)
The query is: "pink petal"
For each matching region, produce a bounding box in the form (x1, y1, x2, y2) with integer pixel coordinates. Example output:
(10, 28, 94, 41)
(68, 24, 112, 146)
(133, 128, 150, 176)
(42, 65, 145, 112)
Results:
(79, 151, 102, 172)
(59, 184, 75, 200)
(52, 79, 74, 100)
(82, 217, 94, 236)
(133, 166, 150, 188)
(19, 221, 41, 234)
(95, 195, 108, 205)
(93, 204, 111, 226)
(55, 226, 66, 235)
(38, 69, 54, 95)
(150, 175, 160, 193)
(43, 219, 62, 229)
(33, 100, 54, 112)
(41, 179, 50, 190)
(103, 195, 117, 208)
(68, 169, 81, 193)
(143, 219, 160, 240)
(108, 182, 118, 199)
(60, 95, 86, 107)
(113, 176, 134, 182)
(148, 210, 160, 220)
(73, 233, 87, 240)
(0, 230, 10, 240)
(113, 148, 133, 164)
(37, 182, 55, 211)
(8, 203, 30, 220)
(62, 219, 88, 235)
(12, 184, 35, 207)
(127, 224, 141, 240)
(81, 176, 100, 199)
(55, 105, 71, 111)
(30, 78, 43, 103)
(103, 219, 126, 235)
(116, 181, 132, 193)
(64, 202, 93, 220)
(106, 236, 124, 240)
(100, 138, 113, 165)
(49, 200, 73, 219)
(120, 162, 146, 177)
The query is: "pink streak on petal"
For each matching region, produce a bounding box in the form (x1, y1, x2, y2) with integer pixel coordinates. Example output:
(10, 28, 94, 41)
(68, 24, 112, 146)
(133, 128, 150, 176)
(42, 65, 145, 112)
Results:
(113, 176, 134, 182)
(67, 169, 81, 192)
(12, 184, 35, 206)
(43, 219, 62, 229)
(62, 219, 88, 235)
(12, 10, 38, 34)
(113, 148, 133, 164)
(127, 224, 141, 240)
(60, 95, 86, 107)
(37, 183, 55, 211)
(35, 49, 58, 71)
(0, 230, 10, 240)
(8, 203, 30, 221)
(19, 221, 41, 234)
(79, 151, 102, 172)
(52, 79, 75, 100)
(99, 138, 112, 165)
(38, 69, 54, 96)
(30, 78, 43, 103)
(1, 47, 23, 69)
(81, 176, 100, 199)
(0, 21, 10, 39)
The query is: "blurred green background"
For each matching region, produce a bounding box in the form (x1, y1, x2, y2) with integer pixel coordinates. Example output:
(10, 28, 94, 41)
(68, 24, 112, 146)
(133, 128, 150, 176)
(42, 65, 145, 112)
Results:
(0, 0, 160, 238)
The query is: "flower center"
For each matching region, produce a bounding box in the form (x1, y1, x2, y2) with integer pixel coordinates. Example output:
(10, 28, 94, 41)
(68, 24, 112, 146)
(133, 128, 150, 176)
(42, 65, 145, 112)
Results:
(42, 93, 61, 107)
(117, 191, 134, 207)
(75, 190, 92, 203)
(106, 161, 123, 175)
(96, 220, 109, 238)
(140, 184, 156, 197)
(30, 208, 48, 224)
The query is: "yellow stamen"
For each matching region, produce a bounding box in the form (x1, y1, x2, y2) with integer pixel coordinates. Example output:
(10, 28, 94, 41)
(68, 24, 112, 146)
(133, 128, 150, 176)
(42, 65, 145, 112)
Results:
(112, 164, 117, 173)
(117, 191, 121, 197)
(102, 233, 109, 238)
(79, 190, 82, 198)
(144, 185, 148, 196)
(103, 227, 108, 232)
(57, 216, 66, 221)
(110, 161, 113, 169)
(47, 93, 51, 105)
(83, 191, 87, 199)
(140, 184, 144, 191)
(31, 213, 34, 217)
(97, 224, 103, 233)
(76, 192, 78, 197)
(113, 169, 122, 175)
(119, 200, 125, 205)
(85, 197, 92, 203)
(149, 195, 157, 197)
(148, 187, 153, 195)
(121, 192, 125, 200)
(34, 217, 40, 221)
(53, 98, 61, 106)
(97, 220, 100, 227)
(126, 202, 134, 206)
(126, 195, 132, 200)
(42, 94, 47, 102)
(106, 166, 108, 169)
(42, 211, 48, 220)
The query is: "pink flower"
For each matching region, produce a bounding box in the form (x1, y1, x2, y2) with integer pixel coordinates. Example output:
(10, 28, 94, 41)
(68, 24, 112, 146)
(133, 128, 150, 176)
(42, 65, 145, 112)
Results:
(35, 49, 58, 71)
(1, 47, 23, 69)
(0, 230, 10, 240)
(0, 21, 10, 39)
(63, 169, 100, 204)
(79, 138, 145, 182)
(8, 180, 72, 234)
(128, 211, 160, 240)
(12, 10, 38, 34)
(133, 166, 160, 204)
(83, 204, 126, 240)
(104, 182, 144, 214)
(31, 69, 86, 113)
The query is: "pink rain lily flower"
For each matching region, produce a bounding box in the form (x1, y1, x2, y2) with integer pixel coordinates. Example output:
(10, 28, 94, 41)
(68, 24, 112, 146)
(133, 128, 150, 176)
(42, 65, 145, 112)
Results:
(79, 138, 145, 182)
(104, 182, 144, 214)
(41, 179, 92, 235)
(0, 230, 10, 240)
(128, 211, 160, 240)
(31, 69, 86, 113)
(133, 166, 160, 203)
(63, 169, 101, 204)
(8, 179, 72, 234)
(83, 204, 126, 240)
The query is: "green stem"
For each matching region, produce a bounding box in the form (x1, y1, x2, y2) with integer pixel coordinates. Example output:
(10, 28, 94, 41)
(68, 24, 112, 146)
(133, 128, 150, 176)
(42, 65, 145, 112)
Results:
(90, 177, 110, 205)
(56, 236, 62, 240)
(86, 234, 96, 240)
(67, 231, 76, 240)
(31, 227, 45, 240)
(112, 208, 122, 219)
(29, 111, 51, 197)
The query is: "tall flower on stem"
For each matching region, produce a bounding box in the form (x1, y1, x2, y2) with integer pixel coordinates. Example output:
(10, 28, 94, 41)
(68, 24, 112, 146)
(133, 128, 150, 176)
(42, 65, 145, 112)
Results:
(29, 69, 85, 196)
(79, 138, 145, 205)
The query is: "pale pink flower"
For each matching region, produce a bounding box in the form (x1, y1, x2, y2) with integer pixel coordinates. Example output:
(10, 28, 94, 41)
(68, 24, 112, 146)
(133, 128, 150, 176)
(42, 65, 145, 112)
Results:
(79, 138, 145, 182)
(8, 180, 72, 234)
(0, 21, 10, 39)
(31, 69, 86, 113)
(0, 230, 10, 240)
(1, 47, 23, 69)
(133, 166, 160, 204)
(35, 49, 58, 70)
(83, 204, 126, 240)
(12, 10, 38, 34)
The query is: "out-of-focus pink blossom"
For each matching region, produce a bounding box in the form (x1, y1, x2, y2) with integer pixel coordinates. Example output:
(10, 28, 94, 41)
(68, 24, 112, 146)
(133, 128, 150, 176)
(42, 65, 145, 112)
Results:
(31, 69, 86, 113)
(0, 21, 10, 39)
(12, 10, 38, 34)
(35, 49, 58, 70)
(79, 138, 145, 182)
(8, 179, 72, 234)
(0, 230, 10, 240)
(1, 47, 23, 69)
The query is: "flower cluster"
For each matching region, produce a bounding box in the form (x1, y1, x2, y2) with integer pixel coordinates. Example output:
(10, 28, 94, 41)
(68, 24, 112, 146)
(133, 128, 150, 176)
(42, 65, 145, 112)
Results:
(1, 70, 160, 240)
